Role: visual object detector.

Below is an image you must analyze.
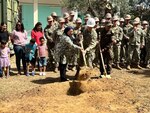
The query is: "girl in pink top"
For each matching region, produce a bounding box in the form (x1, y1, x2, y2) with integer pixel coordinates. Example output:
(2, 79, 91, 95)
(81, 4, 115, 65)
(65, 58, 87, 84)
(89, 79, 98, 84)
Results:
(0, 40, 10, 78)
(37, 37, 48, 76)
(31, 22, 44, 45)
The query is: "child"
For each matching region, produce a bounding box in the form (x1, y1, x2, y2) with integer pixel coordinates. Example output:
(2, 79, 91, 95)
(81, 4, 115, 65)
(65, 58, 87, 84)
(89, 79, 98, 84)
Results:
(0, 40, 10, 78)
(38, 37, 48, 76)
(25, 39, 37, 76)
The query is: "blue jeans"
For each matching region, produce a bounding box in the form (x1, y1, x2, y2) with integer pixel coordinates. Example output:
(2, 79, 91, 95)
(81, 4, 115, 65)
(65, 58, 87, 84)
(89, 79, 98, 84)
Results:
(14, 45, 26, 72)
(39, 57, 47, 67)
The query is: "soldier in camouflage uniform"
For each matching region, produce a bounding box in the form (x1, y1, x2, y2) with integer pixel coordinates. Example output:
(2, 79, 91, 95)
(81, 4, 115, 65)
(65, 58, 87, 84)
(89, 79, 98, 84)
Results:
(54, 26, 83, 82)
(142, 21, 150, 68)
(68, 11, 76, 28)
(51, 12, 59, 28)
(127, 18, 144, 70)
(68, 18, 83, 70)
(121, 15, 133, 64)
(105, 13, 112, 22)
(52, 18, 66, 72)
(82, 18, 97, 68)
(93, 17, 101, 67)
(44, 16, 57, 71)
(82, 14, 91, 29)
(63, 12, 70, 27)
(112, 15, 123, 70)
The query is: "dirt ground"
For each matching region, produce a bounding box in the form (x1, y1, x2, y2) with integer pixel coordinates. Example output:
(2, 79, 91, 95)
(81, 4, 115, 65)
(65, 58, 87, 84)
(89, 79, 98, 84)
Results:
(0, 56, 150, 113)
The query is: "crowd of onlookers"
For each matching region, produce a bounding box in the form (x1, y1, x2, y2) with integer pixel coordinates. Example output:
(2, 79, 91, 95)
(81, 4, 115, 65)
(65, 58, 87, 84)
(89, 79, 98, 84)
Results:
(0, 10, 150, 81)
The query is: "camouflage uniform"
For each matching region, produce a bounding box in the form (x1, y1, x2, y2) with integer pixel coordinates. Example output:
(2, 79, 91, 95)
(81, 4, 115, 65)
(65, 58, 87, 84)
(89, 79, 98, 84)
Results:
(112, 25, 123, 67)
(121, 23, 133, 63)
(127, 27, 144, 68)
(44, 24, 57, 70)
(54, 34, 81, 81)
(144, 28, 150, 68)
(83, 28, 97, 68)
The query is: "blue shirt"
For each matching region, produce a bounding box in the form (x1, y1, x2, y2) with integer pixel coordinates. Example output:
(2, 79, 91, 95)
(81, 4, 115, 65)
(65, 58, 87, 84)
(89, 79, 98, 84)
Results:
(25, 43, 37, 60)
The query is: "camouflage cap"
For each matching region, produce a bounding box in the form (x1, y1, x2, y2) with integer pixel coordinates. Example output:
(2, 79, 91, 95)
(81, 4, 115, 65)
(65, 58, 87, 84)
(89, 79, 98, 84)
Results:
(84, 14, 91, 19)
(105, 13, 112, 19)
(133, 18, 140, 24)
(120, 18, 124, 22)
(70, 11, 75, 16)
(51, 12, 57, 17)
(113, 15, 119, 21)
(76, 18, 82, 23)
(63, 12, 69, 18)
(94, 17, 99, 22)
(47, 16, 53, 21)
(125, 14, 131, 20)
(142, 20, 148, 25)
(58, 17, 65, 23)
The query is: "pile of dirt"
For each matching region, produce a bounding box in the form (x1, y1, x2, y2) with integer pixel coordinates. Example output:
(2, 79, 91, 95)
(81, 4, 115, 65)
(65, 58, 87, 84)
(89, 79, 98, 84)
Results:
(0, 77, 145, 113)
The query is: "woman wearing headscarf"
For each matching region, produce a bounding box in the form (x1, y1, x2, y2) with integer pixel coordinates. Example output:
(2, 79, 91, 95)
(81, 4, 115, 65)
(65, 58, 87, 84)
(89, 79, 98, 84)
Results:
(55, 26, 83, 82)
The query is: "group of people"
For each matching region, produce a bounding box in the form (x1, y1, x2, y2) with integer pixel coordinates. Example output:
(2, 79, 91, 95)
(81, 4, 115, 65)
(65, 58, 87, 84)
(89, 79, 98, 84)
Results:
(0, 10, 150, 81)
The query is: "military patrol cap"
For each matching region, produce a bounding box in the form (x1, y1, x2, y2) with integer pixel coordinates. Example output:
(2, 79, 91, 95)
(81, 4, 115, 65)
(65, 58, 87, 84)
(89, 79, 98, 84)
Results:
(142, 20, 148, 25)
(133, 18, 140, 24)
(51, 12, 57, 17)
(113, 15, 119, 21)
(58, 17, 65, 23)
(63, 12, 69, 18)
(47, 16, 53, 21)
(105, 13, 112, 19)
(94, 17, 99, 22)
(120, 18, 124, 22)
(134, 17, 140, 22)
(105, 20, 113, 26)
(125, 14, 131, 20)
(70, 11, 75, 16)
(84, 14, 91, 19)
(76, 18, 82, 23)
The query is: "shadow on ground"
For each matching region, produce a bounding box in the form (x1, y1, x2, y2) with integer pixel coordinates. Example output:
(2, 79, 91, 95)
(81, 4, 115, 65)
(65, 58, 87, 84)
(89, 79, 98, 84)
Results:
(127, 69, 150, 77)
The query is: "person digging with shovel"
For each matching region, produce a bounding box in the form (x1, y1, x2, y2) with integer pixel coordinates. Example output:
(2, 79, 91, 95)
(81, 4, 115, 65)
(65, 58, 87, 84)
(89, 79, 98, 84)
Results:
(99, 21, 116, 78)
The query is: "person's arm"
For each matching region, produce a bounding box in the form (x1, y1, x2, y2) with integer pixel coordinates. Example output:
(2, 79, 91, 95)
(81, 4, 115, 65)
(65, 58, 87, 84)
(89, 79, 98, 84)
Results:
(85, 30, 97, 52)
(31, 30, 35, 39)
(44, 28, 53, 42)
(65, 36, 82, 50)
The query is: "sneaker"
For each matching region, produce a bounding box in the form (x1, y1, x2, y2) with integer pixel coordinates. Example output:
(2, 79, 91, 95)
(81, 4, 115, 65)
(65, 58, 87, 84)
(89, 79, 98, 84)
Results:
(39, 72, 42, 76)
(99, 75, 106, 78)
(43, 72, 46, 76)
(127, 65, 131, 70)
(32, 71, 35, 76)
(26, 72, 30, 76)
(106, 75, 111, 79)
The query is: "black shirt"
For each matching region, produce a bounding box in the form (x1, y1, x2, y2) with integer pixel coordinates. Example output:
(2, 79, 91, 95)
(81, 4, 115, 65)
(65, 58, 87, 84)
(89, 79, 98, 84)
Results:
(100, 28, 114, 50)
(0, 31, 9, 42)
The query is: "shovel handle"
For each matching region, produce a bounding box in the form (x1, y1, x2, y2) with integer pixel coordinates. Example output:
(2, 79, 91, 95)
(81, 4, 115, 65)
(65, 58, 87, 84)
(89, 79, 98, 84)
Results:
(80, 41, 87, 66)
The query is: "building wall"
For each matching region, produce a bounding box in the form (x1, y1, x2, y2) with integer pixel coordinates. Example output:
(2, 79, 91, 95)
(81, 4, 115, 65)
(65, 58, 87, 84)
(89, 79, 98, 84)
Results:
(21, 3, 62, 37)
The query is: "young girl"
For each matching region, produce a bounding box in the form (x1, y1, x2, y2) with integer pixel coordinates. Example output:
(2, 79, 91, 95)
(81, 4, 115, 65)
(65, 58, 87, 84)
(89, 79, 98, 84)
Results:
(0, 40, 10, 78)
(37, 37, 48, 76)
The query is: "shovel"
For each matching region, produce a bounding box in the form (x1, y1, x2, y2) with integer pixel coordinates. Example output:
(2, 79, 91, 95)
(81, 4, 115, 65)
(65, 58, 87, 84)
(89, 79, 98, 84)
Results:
(98, 41, 111, 78)
(75, 41, 92, 81)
